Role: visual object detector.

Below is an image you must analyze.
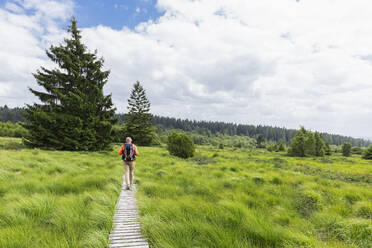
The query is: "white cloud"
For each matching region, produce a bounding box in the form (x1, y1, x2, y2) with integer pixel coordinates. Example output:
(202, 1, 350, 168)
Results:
(0, 0, 71, 105)
(5, 2, 24, 14)
(1, 0, 372, 137)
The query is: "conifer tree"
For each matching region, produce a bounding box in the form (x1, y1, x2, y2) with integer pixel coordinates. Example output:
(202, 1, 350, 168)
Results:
(314, 132, 325, 156)
(342, 142, 352, 157)
(256, 134, 265, 148)
(125, 81, 153, 145)
(23, 18, 116, 150)
(324, 140, 332, 155)
(278, 141, 286, 151)
(288, 127, 307, 157)
(362, 145, 372, 160)
(288, 127, 317, 157)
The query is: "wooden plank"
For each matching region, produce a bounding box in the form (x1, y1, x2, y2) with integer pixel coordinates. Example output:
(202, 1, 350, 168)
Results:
(108, 182, 149, 248)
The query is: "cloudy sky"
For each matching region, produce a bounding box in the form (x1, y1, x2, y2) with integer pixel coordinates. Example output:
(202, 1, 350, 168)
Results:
(1, 0, 372, 138)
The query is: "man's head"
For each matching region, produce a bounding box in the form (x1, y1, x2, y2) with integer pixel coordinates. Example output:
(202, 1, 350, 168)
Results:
(126, 137, 132, 144)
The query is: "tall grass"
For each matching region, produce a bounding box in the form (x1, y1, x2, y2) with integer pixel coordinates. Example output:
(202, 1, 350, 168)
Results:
(0, 138, 123, 248)
(135, 146, 372, 248)
(1, 138, 371, 247)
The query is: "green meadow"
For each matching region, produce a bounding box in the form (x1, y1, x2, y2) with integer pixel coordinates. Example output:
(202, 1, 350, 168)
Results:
(137, 147, 372, 248)
(0, 138, 123, 248)
(1, 137, 371, 248)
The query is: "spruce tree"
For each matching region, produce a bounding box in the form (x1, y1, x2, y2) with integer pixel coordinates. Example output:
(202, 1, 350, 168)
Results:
(125, 81, 153, 145)
(324, 140, 332, 155)
(278, 141, 285, 152)
(23, 18, 116, 150)
(304, 131, 315, 156)
(362, 145, 372, 160)
(342, 142, 352, 157)
(288, 127, 317, 157)
(314, 132, 325, 157)
(288, 127, 307, 157)
(256, 134, 265, 148)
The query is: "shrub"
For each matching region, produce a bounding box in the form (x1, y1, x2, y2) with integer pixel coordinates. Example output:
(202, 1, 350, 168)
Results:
(278, 142, 286, 152)
(256, 134, 265, 148)
(362, 145, 372, 160)
(271, 177, 282, 185)
(167, 131, 195, 158)
(218, 143, 224, 149)
(342, 142, 352, 157)
(253, 176, 265, 184)
(233, 142, 242, 148)
(266, 144, 275, 152)
(273, 144, 279, 152)
(351, 147, 363, 155)
(0, 140, 24, 150)
(189, 154, 215, 165)
(324, 141, 332, 155)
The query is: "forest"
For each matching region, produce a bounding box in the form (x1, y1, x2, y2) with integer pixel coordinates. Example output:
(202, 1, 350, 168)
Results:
(119, 114, 371, 147)
(1, 105, 369, 147)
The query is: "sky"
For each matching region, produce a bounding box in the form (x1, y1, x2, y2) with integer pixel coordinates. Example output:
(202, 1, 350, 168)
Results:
(0, 0, 372, 138)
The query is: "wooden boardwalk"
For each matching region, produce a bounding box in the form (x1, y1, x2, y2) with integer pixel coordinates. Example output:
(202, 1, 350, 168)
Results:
(109, 183, 149, 248)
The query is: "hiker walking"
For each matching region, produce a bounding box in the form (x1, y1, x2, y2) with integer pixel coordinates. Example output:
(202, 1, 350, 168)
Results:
(118, 137, 139, 190)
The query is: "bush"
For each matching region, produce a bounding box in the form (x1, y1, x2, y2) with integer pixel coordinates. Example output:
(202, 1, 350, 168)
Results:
(256, 134, 265, 148)
(0, 121, 28, 138)
(342, 142, 352, 157)
(271, 177, 283, 185)
(189, 154, 215, 165)
(324, 141, 332, 155)
(362, 145, 372, 160)
(351, 147, 363, 155)
(253, 176, 265, 184)
(266, 144, 275, 152)
(167, 131, 195, 158)
(0, 140, 24, 150)
(278, 142, 286, 152)
(218, 143, 224, 149)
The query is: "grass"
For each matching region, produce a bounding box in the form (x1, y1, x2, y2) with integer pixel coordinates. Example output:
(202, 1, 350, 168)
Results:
(0, 138, 123, 248)
(1, 138, 371, 247)
(135, 146, 372, 248)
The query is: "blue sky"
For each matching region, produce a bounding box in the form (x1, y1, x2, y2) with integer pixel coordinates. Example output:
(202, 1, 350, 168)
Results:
(0, 0, 162, 29)
(74, 0, 162, 29)
(1, 0, 372, 138)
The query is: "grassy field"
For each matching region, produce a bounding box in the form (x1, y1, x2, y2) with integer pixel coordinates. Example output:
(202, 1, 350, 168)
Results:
(135, 146, 372, 248)
(1, 137, 371, 248)
(0, 138, 123, 248)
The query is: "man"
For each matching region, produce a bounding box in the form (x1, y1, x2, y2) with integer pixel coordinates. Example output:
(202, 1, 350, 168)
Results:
(118, 137, 139, 190)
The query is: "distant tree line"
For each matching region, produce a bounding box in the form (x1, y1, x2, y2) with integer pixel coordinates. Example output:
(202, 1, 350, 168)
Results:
(0, 121, 27, 138)
(116, 115, 370, 147)
(0, 105, 26, 123)
(2, 105, 370, 148)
